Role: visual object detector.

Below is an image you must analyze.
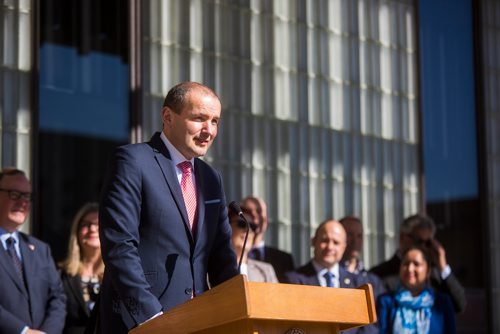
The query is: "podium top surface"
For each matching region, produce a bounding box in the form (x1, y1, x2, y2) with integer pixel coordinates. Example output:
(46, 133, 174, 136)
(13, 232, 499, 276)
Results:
(130, 274, 376, 334)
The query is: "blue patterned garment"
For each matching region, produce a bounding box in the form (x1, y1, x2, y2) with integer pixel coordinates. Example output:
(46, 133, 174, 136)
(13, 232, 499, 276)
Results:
(393, 287, 435, 334)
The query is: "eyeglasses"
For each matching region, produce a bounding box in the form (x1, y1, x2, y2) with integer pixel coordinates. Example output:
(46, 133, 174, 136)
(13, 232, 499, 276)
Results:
(0, 188, 32, 201)
(233, 217, 258, 232)
(79, 220, 99, 230)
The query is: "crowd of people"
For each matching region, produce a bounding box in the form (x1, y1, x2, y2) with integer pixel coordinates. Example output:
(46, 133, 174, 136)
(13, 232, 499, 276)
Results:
(0, 82, 464, 334)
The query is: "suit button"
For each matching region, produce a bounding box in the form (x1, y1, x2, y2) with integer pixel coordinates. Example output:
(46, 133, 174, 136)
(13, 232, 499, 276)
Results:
(185, 288, 192, 295)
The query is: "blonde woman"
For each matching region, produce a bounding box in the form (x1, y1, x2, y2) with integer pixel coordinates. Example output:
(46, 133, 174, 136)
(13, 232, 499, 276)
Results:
(59, 203, 103, 334)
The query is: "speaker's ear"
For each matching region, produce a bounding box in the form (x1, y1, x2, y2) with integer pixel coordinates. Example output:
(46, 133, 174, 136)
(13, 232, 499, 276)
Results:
(162, 106, 173, 125)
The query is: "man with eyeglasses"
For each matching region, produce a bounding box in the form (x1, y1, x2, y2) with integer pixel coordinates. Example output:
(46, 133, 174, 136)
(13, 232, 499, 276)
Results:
(228, 209, 278, 283)
(0, 168, 66, 333)
(240, 196, 295, 282)
(369, 213, 466, 313)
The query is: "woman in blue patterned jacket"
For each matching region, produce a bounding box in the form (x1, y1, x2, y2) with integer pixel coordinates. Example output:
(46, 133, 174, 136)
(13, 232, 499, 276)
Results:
(376, 245, 456, 334)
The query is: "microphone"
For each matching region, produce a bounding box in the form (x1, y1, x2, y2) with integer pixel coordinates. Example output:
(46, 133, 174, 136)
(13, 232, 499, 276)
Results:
(228, 201, 250, 273)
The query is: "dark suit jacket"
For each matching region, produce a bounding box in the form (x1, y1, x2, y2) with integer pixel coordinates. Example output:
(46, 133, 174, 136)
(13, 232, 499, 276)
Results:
(352, 268, 386, 300)
(252, 245, 295, 283)
(0, 232, 66, 333)
(61, 272, 94, 334)
(284, 261, 359, 288)
(370, 252, 466, 313)
(98, 132, 239, 333)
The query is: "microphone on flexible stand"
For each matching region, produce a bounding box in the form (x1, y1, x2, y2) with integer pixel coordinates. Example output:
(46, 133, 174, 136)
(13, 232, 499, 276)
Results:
(228, 201, 250, 273)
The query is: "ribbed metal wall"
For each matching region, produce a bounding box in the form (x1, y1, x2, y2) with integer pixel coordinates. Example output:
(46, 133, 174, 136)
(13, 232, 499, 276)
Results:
(0, 0, 32, 233)
(141, 0, 420, 267)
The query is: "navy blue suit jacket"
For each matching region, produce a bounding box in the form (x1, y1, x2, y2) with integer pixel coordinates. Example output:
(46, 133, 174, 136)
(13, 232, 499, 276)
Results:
(0, 232, 66, 333)
(284, 261, 359, 288)
(98, 132, 238, 333)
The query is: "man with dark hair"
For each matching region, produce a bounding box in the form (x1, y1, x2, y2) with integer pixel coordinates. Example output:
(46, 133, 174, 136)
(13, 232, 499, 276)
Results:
(0, 168, 66, 333)
(98, 82, 239, 333)
(240, 196, 295, 282)
(370, 213, 466, 313)
(339, 215, 385, 294)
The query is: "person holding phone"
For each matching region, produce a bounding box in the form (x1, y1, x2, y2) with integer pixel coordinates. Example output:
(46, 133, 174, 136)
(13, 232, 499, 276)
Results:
(370, 214, 466, 313)
(376, 245, 456, 333)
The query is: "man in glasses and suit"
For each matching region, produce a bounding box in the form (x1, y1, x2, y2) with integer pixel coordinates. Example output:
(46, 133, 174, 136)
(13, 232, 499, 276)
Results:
(228, 209, 278, 283)
(0, 168, 66, 334)
(240, 196, 295, 282)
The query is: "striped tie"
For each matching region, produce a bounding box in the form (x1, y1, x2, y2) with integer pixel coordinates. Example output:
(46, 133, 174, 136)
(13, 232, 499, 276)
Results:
(6, 237, 25, 285)
(178, 161, 197, 230)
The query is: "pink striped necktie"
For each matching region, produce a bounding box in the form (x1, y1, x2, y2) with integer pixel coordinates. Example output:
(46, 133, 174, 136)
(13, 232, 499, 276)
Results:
(178, 161, 197, 230)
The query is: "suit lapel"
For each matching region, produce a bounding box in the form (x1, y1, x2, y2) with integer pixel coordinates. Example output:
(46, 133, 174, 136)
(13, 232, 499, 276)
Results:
(18, 234, 35, 298)
(0, 241, 27, 294)
(304, 262, 321, 286)
(149, 133, 194, 244)
(68, 275, 90, 316)
(339, 267, 355, 288)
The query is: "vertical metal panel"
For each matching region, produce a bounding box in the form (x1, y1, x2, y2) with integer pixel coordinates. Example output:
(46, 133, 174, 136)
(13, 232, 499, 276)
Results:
(140, 0, 419, 267)
(0, 1, 33, 232)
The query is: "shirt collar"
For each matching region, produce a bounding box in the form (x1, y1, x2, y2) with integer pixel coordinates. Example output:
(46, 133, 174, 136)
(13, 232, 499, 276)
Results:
(312, 260, 340, 278)
(160, 131, 195, 170)
(0, 227, 19, 249)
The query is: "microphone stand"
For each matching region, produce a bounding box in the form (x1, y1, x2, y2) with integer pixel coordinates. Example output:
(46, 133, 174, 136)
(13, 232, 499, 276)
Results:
(228, 202, 251, 273)
(237, 214, 250, 273)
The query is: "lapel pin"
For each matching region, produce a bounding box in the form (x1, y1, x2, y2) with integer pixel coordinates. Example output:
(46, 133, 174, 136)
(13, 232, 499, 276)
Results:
(28, 244, 35, 251)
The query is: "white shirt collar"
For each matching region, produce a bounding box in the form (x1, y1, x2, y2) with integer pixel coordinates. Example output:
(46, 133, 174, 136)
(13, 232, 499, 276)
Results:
(312, 260, 340, 287)
(0, 227, 19, 243)
(160, 131, 195, 169)
(0, 228, 21, 257)
(160, 132, 196, 184)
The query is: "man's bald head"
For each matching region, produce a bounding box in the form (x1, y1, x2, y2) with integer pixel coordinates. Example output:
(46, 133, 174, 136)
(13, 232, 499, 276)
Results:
(312, 220, 347, 269)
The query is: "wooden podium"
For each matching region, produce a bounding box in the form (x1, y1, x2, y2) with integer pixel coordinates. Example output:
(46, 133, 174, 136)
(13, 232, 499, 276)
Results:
(129, 275, 376, 334)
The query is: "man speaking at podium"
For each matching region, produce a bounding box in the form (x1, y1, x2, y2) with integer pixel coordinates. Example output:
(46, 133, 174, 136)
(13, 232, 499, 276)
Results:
(98, 82, 238, 333)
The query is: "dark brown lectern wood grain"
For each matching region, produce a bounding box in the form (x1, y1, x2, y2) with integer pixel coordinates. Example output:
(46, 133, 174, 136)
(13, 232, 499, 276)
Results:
(129, 274, 376, 334)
